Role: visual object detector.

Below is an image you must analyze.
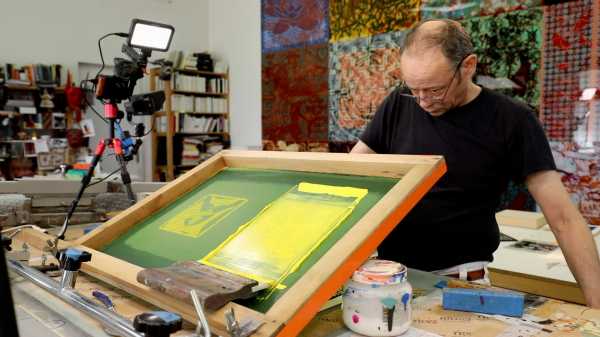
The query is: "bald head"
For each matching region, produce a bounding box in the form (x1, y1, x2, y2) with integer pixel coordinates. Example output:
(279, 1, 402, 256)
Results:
(402, 19, 474, 67)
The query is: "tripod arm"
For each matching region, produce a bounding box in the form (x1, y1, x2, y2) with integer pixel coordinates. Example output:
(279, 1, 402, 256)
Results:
(113, 139, 136, 204)
(57, 141, 107, 240)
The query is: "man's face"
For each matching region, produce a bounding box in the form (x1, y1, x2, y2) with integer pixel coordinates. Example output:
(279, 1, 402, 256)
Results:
(399, 48, 466, 117)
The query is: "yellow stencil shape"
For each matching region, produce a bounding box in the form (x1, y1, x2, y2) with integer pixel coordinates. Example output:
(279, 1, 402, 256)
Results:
(201, 182, 368, 289)
(160, 194, 247, 238)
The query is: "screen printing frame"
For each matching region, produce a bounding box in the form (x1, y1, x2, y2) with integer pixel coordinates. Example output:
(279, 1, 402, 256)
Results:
(73, 150, 446, 337)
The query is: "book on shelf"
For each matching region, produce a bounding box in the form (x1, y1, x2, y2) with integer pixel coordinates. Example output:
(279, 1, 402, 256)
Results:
(18, 106, 37, 115)
(207, 78, 228, 94)
(179, 135, 227, 166)
(5, 99, 35, 108)
(166, 50, 228, 75)
(181, 139, 200, 165)
(3, 63, 62, 87)
(5, 79, 31, 86)
(193, 97, 227, 113)
(171, 95, 227, 114)
(155, 116, 168, 133)
(134, 75, 165, 94)
(171, 94, 195, 112)
(173, 73, 206, 92)
(178, 114, 225, 133)
(172, 73, 228, 94)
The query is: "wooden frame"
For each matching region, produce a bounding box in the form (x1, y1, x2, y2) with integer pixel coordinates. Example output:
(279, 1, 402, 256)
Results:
(72, 150, 446, 337)
(489, 269, 585, 305)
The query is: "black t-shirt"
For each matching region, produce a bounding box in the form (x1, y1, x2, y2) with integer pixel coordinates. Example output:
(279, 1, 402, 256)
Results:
(360, 87, 556, 271)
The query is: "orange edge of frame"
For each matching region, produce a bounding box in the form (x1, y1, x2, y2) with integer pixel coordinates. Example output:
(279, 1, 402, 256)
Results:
(275, 160, 447, 337)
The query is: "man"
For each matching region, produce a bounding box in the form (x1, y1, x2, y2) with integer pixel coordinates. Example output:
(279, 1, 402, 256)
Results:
(351, 19, 600, 307)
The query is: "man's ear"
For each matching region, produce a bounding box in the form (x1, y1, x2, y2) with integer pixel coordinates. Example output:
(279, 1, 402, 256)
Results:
(462, 54, 478, 78)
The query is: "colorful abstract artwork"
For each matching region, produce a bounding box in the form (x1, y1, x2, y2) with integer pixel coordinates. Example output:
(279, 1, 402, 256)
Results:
(329, 0, 420, 42)
(478, 0, 541, 15)
(420, 0, 541, 20)
(262, 44, 329, 145)
(420, 0, 482, 19)
(552, 142, 600, 225)
(541, 0, 592, 141)
(262, 0, 329, 52)
(329, 31, 405, 142)
(462, 8, 542, 106)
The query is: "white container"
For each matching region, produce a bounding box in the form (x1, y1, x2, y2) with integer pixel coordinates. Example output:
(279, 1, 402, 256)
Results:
(342, 259, 412, 336)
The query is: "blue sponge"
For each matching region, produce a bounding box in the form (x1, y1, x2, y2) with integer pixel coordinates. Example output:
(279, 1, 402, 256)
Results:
(442, 288, 524, 317)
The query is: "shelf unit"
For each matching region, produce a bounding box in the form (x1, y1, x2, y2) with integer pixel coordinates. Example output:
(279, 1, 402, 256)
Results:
(0, 82, 77, 179)
(149, 68, 230, 181)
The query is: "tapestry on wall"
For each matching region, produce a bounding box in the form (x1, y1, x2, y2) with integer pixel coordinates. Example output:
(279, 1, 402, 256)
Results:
(462, 8, 542, 107)
(541, 0, 592, 141)
(329, 0, 420, 42)
(329, 31, 405, 142)
(262, 0, 330, 53)
(542, 0, 600, 225)
(259, 0, 600, 219)
(477, 0, 542, 15)
(421, 0, 542, 20)
(420, 0, 481, 20)
(262, 43, 329, 150)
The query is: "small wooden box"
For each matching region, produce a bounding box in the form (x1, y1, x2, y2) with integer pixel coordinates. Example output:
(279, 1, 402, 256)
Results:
(495, 210, 546, 229)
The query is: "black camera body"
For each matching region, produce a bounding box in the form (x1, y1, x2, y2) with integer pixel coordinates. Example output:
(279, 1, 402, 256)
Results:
(125, 91, 165, 116)
(95, 74, 132, 102)
(95, 53, 146, 103)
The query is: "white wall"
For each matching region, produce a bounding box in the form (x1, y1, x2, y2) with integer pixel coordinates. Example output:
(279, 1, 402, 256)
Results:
(1, 0, 264, 179)
(1, 0, 211, 180)
(1, 0, 210, 81)
(209, 1, 262, 150)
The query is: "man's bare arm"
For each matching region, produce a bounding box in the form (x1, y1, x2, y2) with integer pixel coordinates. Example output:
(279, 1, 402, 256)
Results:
(526, 170, 600, 307)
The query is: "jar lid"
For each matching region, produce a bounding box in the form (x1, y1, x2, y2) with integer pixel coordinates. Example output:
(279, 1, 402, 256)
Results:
(352, 259, 407, 285)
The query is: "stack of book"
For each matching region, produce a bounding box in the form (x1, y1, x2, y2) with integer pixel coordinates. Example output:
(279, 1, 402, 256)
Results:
(181, 137, 202, 166)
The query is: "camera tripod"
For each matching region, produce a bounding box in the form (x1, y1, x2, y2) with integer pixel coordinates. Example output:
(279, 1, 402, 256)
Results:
(56, 101, 138, 241)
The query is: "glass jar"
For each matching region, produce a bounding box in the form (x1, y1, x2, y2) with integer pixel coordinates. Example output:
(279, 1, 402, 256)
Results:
(342, 259, 412, 336)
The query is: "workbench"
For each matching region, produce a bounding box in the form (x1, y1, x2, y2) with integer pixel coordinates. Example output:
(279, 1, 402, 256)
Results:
(9, 228, 600, 337)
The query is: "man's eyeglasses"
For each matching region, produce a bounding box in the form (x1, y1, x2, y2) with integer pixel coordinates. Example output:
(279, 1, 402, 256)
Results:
(398, 55, 469, 104)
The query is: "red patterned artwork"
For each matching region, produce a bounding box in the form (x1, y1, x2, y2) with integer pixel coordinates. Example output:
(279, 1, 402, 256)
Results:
(541, 0, 592, 141)
(262, 44, 329, 145)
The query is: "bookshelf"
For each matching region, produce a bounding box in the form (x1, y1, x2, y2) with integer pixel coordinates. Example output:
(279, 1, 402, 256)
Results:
(149, 68, 230, 181)
(0, 63, 84, 180)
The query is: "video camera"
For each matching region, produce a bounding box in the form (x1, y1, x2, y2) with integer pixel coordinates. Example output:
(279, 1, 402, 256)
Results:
(94, 18, 174, 116)
(125, 91, 166, 118)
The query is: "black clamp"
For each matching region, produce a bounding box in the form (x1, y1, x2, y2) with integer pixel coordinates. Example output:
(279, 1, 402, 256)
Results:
(133, 311, 182, 337)
(56, 248, 92, 271)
